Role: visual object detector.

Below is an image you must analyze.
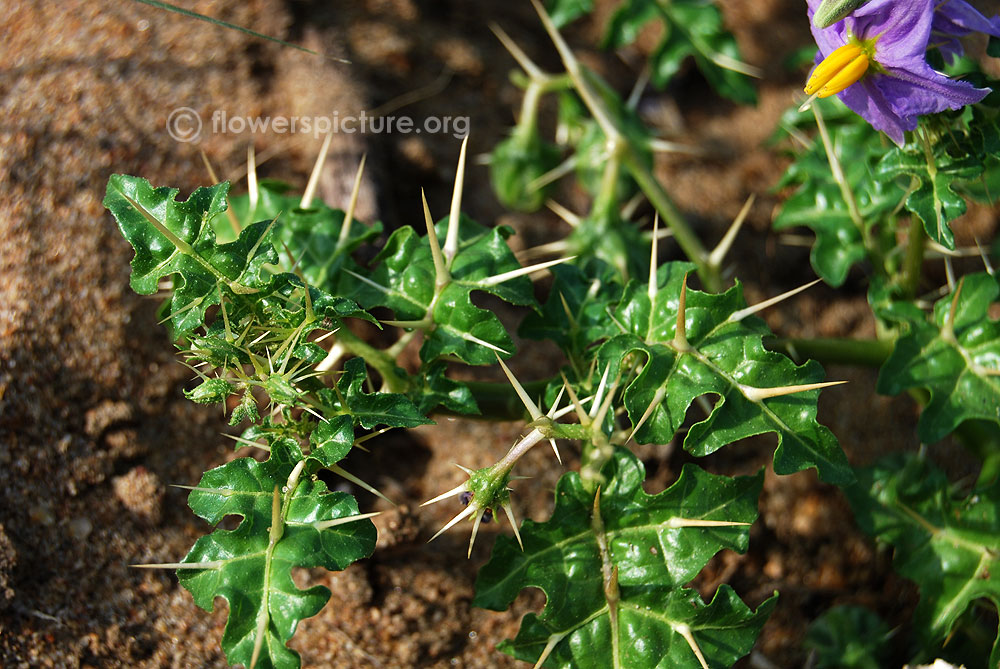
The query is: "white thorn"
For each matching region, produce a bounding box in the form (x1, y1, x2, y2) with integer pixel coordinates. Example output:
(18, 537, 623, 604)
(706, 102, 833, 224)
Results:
(527, 155, 578, 193)
(738, 380, 847, 402)
(496, 353, 543, 420)
(428, 504, 476, 543)
(546, 384, 566, 419)
(517, 239, 571, 262)
(529, 0, 617, 138)
(532, 634, 567, 669)
(547, 439, 563, 464)
(665, 518, 752, 529)
(478, 256, 576, 287)
(329, 464, 395, 506)
(468, 509, 486, 559)
(343, 268, 392, 294)
(443, 135, 470, 267)
(423, 189, 450, 288)
(501, 501, 524, 550)
(335, 154, 368, 252)
(247, 144, 259, 221)
(545, 198, 582, 228)
(708, 193, 755, 268)
(675, 623, 710, 669)
(589, 364, 612, 420)
(648, 213, 660, 303)
(673, 273, 691, 352)
(421, 482, 470, 507)
(626, 386, 666, 444)
(648, 138, 705, 156)
(130, 561, 226, 569)
(460, 332, 510, 355)
(301, 131, 334, 209)
(561, 374, 591, 425)
(490, 23, 545, 81)
(727, 279, 822, 323)
(975, 237, 995, 276)
(313, 511, 382, 531)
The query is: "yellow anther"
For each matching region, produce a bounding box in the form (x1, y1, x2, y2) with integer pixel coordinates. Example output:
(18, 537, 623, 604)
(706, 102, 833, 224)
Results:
(804, 43, 871, 98)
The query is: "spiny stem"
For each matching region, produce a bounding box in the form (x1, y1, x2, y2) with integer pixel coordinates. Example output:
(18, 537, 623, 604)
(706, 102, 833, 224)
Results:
(529, 0, 716, 290)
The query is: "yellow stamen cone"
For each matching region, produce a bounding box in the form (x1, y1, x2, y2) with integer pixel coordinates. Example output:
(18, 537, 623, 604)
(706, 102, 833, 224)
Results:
(805, 43, 870, 98)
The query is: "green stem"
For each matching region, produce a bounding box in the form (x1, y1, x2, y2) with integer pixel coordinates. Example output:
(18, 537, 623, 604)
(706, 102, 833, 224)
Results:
(622, 150, 719, 292)
(334, 328, 410, 394)
(901, 213, 926, 299)
(764, 337, 893, 367)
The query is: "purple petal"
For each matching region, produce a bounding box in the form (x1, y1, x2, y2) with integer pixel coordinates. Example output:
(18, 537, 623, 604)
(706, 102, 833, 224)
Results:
(934, 0, 1000, 37)
(880, 64, 990, 117)
(851, 0, 934, 66)
(932, 0, 1000, 62)
(837, 79, 914, 145)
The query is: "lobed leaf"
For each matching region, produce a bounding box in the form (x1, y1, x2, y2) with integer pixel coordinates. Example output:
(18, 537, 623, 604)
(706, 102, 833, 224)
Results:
(598, 262, 852, 485)
(179, 439, 376, 669)
(844, 453, 1000, 664)
(346, 217, 536, 364)
(104, 175, 278, 334)
(604, 0, 756, 104)
(321, 357, 432, 430)
(475, 447, 771, 667)
(228, 179, 381, 293)
(876, 144, 981, 250)
(876, 273, 1000, 443)
(773, 121, 903, 287)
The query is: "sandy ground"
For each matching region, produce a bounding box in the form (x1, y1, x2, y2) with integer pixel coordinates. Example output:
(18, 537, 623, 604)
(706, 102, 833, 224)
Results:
(1, 1, 994, 667)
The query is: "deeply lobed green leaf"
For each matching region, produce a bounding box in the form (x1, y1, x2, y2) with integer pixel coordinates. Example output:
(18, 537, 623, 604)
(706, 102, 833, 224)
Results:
(876, 272, 1000, 443)
(598, 262, 852, 485)
(844, 453, 1000, 665)
(104, 175, 279, 335)
(475, 447, 771, 667)
(179, 440, 376, 669)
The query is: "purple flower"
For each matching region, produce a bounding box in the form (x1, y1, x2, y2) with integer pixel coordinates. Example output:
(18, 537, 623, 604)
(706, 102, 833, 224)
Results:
(805, 0, 990, 145)
(931, 0, 1000, 63)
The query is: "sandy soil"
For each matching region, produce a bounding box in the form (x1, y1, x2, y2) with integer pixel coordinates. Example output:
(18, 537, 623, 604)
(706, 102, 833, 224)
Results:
(1, 1, 992, 667)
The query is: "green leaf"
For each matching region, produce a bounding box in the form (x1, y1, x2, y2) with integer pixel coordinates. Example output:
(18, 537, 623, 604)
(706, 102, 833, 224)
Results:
(184, 377, 235, 405)
(545, 0, 594, 27)
(307, 414, 355, 467)
(604, 0, 756, 104)
(804, 606, 891, 669)
(774, 120, 904, 286)
(328, 357, 432, 430)
(844, 453, 1000, 663)
(475, 447, 771, 667)
(519, 259, 624, 359)
(347, 218, 536, 364)
(877, 273, 1000, 443)
(104, 175, 279, 334)
(490, 130, 563, 212)
(598, 262, 852, 485)
(179, 439, 376, 669)
(229, 180, 381, 293)
(411, 361, 479, 416)
(230, 392, 261, 426)
(876, 142, 982, 250)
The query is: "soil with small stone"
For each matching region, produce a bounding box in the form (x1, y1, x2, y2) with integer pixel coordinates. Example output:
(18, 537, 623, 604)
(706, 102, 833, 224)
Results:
(1, 1, 995, 668)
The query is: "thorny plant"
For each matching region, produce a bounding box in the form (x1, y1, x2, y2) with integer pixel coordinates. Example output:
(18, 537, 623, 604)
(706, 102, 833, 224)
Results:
(105, 0, 1000, 667)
